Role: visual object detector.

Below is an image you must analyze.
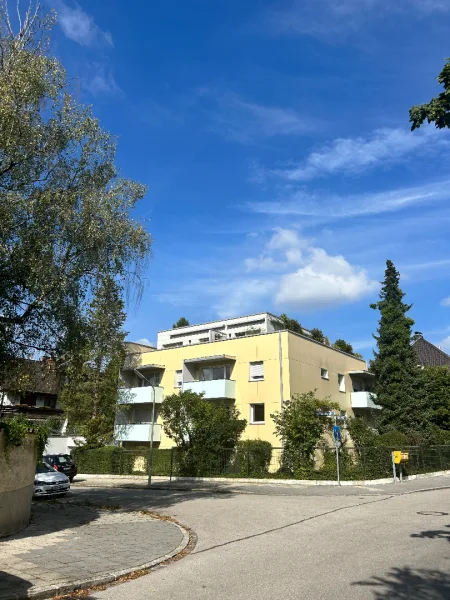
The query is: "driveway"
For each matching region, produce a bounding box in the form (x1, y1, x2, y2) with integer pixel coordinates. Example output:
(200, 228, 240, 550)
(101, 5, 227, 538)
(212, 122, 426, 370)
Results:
(65, 478, 450, 600)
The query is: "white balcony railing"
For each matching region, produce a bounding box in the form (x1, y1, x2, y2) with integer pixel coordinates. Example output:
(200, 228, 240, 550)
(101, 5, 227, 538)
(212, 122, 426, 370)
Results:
(119, 386, 164, 405)
(351, 391, 379, 409)
(114, 423, 161, 443)
(182, 379, 236, 399)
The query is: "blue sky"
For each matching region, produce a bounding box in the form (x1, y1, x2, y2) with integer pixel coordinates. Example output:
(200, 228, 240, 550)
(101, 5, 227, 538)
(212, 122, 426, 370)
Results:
(46, 0, 450, 358)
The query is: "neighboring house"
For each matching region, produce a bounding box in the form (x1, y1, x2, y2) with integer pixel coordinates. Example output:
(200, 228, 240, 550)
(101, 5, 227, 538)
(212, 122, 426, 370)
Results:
(116, 312, 375, 449)
(412, 332, 450, 368)
(0, 358, 84, 454)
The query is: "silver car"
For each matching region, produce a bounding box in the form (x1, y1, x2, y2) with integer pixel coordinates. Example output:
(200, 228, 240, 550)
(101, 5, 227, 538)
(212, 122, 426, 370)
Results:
(34, 461, 70, 497)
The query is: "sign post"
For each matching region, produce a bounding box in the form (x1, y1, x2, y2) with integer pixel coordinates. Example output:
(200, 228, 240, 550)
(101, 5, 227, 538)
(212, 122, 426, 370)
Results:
(333, 424, 342, 486)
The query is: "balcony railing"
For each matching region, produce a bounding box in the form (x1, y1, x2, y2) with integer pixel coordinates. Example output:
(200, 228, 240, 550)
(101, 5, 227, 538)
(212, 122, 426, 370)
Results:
(182, 379, 236, 399)
(351, 391, 379, 409)
(114, 423, 161, 443)
(119, 386, 164, 405)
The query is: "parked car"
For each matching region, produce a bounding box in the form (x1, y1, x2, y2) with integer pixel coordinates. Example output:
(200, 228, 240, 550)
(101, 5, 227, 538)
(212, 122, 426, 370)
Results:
(43, 453, 78, 482)
(34, 461, 70, 498)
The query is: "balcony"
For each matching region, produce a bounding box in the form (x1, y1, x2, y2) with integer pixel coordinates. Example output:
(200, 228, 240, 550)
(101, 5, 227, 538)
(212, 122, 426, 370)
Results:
(351, 391, 379, 409)
(114, 423, 161, 443)
(183, 379, 236, 399)
(120, 386, 164, 405)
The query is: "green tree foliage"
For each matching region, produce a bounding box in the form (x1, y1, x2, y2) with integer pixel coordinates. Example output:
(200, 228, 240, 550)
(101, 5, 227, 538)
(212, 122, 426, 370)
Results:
(333, 339, 354, 354)
(410, 59, 450, 130)
(347, 416, 378, 448)
(271, 391, 339, 468)
(370, 261, 425, 433)
(172, 317, 190, 328)
(58, 278, 126, 448)
(160, 390, 247, 475)
(309, 328, 328, 344)
(0, 4, 150, 368)
(419, 366, 450, 439)
(278, 313, 303, 334)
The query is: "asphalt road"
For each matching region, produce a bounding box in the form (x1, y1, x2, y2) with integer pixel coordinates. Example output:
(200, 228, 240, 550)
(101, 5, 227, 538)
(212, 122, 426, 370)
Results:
(69, 483, 450, 600)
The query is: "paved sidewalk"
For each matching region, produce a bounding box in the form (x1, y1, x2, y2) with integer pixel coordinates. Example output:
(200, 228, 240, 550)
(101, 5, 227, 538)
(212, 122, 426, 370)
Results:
(0, 501, 188, 600)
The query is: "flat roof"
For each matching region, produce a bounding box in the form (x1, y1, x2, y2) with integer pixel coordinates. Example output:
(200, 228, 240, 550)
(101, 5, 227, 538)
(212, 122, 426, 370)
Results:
(184, 355, 236, 364)
(158, 312, 281, 334)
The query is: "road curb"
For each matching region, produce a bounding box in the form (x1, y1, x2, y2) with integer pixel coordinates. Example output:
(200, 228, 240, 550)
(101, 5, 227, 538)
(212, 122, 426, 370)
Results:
(10, 505, 193, 600)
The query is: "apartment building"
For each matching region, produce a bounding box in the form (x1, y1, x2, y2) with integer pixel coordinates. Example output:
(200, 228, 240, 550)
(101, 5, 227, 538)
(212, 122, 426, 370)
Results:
(116, 313, 376, 449)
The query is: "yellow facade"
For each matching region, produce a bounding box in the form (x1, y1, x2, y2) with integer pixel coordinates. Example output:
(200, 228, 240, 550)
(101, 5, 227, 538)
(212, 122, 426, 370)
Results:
(121, 331, 367, 449)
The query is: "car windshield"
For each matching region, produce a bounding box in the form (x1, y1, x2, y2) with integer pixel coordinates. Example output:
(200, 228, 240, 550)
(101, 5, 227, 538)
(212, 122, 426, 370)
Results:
(36, 462, 56, 474)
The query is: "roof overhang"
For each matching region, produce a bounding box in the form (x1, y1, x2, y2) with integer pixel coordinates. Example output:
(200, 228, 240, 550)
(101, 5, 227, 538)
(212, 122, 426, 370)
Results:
(348, 370, 375, 378)
(123, 363, 165, 372)
(184, 355, 236, 365)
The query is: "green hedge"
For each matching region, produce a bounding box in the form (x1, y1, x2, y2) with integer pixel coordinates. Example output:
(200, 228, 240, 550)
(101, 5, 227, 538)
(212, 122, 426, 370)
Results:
(72, 446, 173, 476)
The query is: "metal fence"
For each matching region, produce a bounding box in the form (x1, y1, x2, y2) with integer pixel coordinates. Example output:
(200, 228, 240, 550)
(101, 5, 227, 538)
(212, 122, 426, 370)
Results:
(73, 445, 450, 482)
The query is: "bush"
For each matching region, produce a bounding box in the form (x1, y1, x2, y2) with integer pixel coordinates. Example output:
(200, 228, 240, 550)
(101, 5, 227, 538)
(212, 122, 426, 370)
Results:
(72, 446, 174, 475)
(376, 431, 410, 448)
(235, 440, 272, 477)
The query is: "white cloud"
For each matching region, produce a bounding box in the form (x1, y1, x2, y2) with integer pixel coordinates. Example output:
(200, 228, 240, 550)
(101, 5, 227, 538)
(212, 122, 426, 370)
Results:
(275, 247, 377, 310)
(54, 1, 113, 46)
(265, 0, 450, 40)
(441, 297, 450, 307)
(438, 336, 450, 352)
(213, 279, 277, 319)
(83, 68, 121, 96)
(246, 179, 450, 219)
(135, 338, 154, 347)
(274, 128, 444, 181)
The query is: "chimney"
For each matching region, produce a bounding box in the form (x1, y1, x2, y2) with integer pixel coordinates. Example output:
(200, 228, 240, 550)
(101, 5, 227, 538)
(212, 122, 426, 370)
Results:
(413, 332, 423, 341)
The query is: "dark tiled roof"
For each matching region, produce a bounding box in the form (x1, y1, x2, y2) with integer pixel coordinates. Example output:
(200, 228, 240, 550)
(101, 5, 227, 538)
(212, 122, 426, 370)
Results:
(412, 337, 450, 368)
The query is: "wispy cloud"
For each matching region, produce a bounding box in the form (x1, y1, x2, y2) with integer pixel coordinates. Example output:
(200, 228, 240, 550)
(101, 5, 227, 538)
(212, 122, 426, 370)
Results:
(402, 258, 450, 272)
(441, 297, 450, 307)
(246, 179, 450, 219)
(273, 127, 446, 181)
(53, 1, 113, 47)
(135, 337, 155, 347)
(196, 90, 316, 143)
(82, 66, 122, 96)
(264, 0, 450, 40)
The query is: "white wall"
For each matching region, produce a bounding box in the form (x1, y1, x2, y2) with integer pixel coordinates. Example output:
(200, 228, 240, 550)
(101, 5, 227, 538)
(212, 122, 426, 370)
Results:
(45, 436, 85, 455)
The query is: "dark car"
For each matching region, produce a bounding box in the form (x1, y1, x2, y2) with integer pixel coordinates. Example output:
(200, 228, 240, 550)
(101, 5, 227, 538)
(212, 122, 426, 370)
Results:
(43, 454, 78, 482)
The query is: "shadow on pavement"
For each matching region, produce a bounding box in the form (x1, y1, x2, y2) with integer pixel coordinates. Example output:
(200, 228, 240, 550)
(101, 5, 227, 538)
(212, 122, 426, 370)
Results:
(68, 483, 235, 511)
(353, 566, 450, 599)
(6, 500, 101, 540)
(411, 523, 450, 544)
(0, 572, 32, 599)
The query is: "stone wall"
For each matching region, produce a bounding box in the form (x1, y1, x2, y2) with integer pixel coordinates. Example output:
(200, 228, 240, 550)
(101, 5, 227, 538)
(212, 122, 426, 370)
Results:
(0, 432, 36, 537)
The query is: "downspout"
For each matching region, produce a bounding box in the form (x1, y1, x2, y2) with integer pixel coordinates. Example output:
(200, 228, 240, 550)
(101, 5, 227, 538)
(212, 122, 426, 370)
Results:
(278, 331, 284, 412)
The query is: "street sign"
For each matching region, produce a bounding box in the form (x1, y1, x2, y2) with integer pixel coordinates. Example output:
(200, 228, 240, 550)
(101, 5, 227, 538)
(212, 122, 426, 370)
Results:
(333, 425, 341, 442)
(401, 452, 409, 461)
(334, 440, 341, 448)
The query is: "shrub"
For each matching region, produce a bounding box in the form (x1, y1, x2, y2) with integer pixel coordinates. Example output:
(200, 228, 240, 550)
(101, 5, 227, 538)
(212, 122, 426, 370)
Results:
(235, 440, 272, 477)
(376, 431, 410, 448)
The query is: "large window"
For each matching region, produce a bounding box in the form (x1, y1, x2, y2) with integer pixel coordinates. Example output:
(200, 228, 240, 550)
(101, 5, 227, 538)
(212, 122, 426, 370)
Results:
(249, 361, 264, 381)
(199, 365, 231, 381)
(250, 404, 265, 424)
(138, 372, 161, 387)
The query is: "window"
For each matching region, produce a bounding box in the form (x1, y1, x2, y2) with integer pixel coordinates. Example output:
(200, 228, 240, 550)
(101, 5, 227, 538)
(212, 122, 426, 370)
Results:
(249, 361, 264, 381)
(174, 370, 183, 388)
(250, 404, 265, 424)
(338, 374, 346, 392)
(199, 365, 231, 381)
(321, 368, 329, 380)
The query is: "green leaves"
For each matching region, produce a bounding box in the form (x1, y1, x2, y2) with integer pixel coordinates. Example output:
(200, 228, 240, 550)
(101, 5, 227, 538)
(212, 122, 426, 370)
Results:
(0, 5, 150, 368)
(410, 59, 450, 131)
(271, 391, 339, 464)
(371, 260, 424, 433)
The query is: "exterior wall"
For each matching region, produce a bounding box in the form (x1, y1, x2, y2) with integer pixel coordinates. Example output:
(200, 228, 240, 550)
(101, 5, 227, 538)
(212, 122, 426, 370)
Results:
(136, 331, 289, 447)
(0, 432, 36, 538)
(125, 330, 366, 449)
(45, 436, 85, 455)
(287, 334, 366, 415)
